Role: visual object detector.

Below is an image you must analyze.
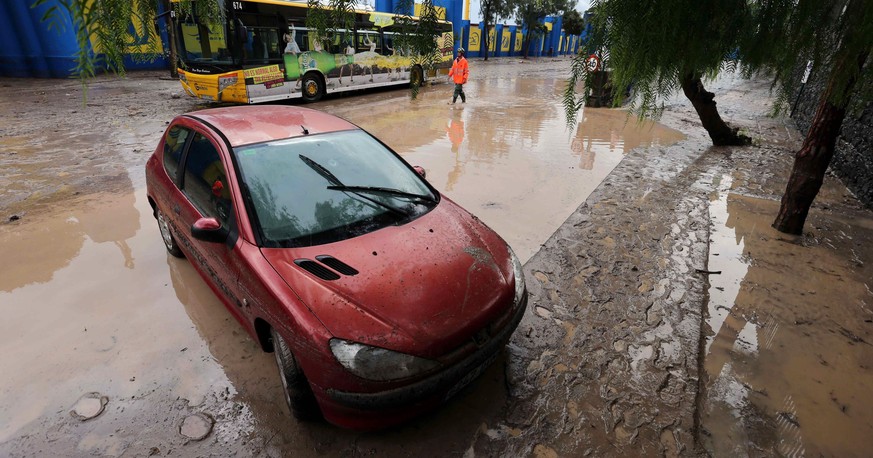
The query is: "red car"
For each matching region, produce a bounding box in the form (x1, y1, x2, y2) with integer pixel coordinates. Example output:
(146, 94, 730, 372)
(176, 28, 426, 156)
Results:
(145, 105, 527, 429)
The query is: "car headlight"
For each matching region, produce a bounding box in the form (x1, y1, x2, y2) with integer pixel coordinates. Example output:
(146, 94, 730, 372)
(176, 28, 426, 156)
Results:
(329, 339, 441, 381)
(509, 246, 526, 307)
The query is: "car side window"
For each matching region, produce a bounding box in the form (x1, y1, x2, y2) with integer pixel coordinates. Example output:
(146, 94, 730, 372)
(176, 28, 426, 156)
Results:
(163, 126, 191, 182)
(181, 133, 234, 226)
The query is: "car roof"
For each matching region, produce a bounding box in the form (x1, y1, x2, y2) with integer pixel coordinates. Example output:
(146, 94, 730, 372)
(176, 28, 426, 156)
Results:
(184, 105, 358, 147)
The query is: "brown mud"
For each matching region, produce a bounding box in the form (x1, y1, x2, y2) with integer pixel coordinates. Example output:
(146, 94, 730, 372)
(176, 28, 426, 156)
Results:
(2, 60, 872, 456)
(468, 74, 873, 456)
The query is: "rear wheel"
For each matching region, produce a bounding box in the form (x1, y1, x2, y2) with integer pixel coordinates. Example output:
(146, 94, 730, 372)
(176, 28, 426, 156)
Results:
(271, 328, 321, 420)
(157, 209, 184, 258)
(301, 73, 324, 102)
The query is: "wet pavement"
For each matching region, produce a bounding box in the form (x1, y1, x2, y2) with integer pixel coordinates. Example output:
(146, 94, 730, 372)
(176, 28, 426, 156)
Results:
(2, 60, 873, 456)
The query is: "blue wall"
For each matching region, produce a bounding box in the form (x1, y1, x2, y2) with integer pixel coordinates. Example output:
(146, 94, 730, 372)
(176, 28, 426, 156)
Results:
(0, 0, 168, 78)
(2, 0, 581, 78)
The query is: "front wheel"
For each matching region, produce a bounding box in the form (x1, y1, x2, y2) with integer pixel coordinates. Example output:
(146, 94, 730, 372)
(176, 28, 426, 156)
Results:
(157, 208, 184, 258)
(300, 73, 324, 103)
(271, 328, 321, 421)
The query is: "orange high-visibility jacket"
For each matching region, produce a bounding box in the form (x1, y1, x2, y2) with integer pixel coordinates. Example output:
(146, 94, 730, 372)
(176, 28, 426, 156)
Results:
(449, 56, 468, 84)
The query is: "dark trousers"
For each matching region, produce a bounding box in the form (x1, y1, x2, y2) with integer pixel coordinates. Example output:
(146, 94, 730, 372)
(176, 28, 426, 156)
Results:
(453, 83, 466, 103)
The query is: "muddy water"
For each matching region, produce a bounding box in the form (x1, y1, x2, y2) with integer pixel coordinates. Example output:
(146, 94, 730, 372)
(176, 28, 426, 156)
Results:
(316, 75, 684, 261)
(0, 64, 685, 455)
(702, 176, 873, 456)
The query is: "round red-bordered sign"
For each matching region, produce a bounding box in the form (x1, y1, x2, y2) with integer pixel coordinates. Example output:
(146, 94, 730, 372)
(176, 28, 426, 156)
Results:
(585, 54, 601, 73)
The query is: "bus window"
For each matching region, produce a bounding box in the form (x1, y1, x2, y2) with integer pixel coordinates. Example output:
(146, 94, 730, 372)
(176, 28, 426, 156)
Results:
(382, 32, 396, 56)
(246, 27, 281, 64)
(357, 31, 381, 54)
(179, 19, 231, 63)
(329, 30, 354, 55)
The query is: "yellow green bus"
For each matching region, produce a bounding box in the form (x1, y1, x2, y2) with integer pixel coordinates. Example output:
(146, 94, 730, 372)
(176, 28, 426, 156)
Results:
(172, 0, 454, 103)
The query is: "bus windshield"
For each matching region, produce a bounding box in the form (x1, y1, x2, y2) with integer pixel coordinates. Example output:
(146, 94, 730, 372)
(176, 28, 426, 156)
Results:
(177, 14, 235, 68)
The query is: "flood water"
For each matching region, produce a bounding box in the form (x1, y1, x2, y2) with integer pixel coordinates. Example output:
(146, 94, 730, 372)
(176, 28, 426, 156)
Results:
(701, 174, 873, 456)
(0, 63, 685, 455)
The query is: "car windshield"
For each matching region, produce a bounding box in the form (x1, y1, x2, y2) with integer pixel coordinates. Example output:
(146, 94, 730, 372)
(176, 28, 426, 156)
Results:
(233, 130, 438, 247)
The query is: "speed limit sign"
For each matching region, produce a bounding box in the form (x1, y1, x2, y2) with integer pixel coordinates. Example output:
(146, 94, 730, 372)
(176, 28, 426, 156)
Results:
(585, 54, 601, 72)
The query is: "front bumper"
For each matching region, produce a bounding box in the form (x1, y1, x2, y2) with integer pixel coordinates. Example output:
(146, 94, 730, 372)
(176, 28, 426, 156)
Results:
(324, 291, 527, 412)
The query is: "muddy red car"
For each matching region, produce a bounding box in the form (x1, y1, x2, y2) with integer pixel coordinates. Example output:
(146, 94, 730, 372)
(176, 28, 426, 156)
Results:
(144, 105, 527, 429)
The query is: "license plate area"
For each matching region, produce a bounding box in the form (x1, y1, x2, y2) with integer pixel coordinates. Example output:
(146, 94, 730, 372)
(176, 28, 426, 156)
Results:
(443, 350, 500, 402)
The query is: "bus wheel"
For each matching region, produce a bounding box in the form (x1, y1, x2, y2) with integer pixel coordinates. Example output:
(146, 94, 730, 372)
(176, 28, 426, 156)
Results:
(410, 66, 424, 87)
(301, 73, 324, 102)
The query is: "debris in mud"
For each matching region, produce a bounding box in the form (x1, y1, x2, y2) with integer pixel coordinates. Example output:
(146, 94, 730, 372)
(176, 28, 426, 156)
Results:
(70, 392, 108, 421)
(7, 214, 22, 222)
(694, 268, 722, 275)
(179, 413, 214, 441)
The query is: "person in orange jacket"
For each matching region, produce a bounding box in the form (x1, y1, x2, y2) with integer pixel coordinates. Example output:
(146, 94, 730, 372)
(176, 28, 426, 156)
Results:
(448, 47, 469, 104)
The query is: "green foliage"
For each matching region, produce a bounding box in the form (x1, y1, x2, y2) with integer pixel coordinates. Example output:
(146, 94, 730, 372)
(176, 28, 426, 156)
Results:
(573, 0, 749, 121)
(305, 0, 356, 49)
(32, 0, 220, 86)
(479, 0, 512, 59)
(508, 0, 572, 57)
(562, 9, 584, 36)
(565, 0, 873, 124)
(739, 0, 873, 115)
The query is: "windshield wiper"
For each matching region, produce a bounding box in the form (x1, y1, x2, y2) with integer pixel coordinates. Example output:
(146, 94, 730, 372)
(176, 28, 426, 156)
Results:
(298, 154, 410, 217)
(299, 154, 342, 186)
(326, 185, 436, 203)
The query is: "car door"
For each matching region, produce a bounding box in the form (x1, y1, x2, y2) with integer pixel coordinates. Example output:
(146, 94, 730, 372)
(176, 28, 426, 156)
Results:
(174, 128, 250, 322)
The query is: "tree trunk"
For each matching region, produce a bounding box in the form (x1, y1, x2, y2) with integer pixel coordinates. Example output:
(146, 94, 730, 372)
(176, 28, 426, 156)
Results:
(680, 72, 750, 146)
(483, 22, 489, 60)
(680, 73, 751, 146)
(773, 50, 869, 234)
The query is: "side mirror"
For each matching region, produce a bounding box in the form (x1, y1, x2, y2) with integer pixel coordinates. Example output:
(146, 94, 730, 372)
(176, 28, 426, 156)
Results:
(191, 217, 228, 243)
(413, 165, 426, 179)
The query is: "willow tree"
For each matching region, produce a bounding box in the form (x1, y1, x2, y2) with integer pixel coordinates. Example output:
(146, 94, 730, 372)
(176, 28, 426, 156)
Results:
(565, 0, 872, 235)
(564, 0, 752, 146)
(739, 0, 872, 234)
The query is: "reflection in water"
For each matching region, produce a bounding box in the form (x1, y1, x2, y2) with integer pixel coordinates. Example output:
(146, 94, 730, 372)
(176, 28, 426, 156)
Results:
(445, 110, 465, 191)
(320, 78, 684, 262)
(701, 175, 873, 456)
(0, 177, 140, 292)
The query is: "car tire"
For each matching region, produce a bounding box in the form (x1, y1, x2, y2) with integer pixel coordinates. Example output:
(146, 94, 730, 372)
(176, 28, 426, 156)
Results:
(157, 208, 184, 258)
(301, 73, 324, 103)
(271, 328, 321, 421)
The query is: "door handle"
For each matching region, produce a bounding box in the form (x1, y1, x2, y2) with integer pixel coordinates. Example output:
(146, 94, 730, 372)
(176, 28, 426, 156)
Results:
(173, 204, 181, 215)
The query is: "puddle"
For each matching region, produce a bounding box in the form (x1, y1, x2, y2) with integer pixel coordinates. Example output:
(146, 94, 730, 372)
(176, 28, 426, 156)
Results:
(319, 77, 684, 261)
(701, 175, 873, 456)
(1, 61, 687, 455)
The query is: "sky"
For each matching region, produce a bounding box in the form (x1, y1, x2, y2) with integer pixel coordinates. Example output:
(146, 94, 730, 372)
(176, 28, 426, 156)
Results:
(468, 0, 591, 24)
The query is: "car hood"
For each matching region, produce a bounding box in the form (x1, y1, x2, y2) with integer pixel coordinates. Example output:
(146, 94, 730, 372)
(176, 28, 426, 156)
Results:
(261, 199, 514, 358)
